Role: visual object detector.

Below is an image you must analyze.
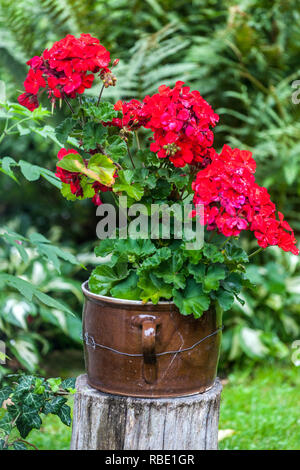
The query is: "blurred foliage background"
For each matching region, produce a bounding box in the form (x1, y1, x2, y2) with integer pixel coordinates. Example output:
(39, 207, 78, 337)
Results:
(0, 0, 300, 376)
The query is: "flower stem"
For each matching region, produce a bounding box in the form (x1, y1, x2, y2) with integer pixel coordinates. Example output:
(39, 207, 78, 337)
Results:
(97, 84, 105, 106)
(135, 131, 140, 150)
(248, 247, 263, 259)
(64, 97, 75, 114)
(126, 142, 135, 169)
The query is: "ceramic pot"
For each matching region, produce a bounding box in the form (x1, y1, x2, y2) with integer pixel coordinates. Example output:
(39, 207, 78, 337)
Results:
(82, 281, 222, 398)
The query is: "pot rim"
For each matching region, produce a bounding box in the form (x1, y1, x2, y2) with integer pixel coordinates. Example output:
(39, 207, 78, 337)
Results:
(82, 280, 173, 306)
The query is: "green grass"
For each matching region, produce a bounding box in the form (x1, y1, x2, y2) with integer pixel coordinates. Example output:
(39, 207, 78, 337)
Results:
(219, 364, 300, 450)
(28, 364, 300, 450)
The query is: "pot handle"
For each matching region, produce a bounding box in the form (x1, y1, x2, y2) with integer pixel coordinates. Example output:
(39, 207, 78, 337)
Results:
(141, 319, 157, 384)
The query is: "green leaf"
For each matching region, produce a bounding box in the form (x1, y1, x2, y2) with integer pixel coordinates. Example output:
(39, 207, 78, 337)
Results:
(138, 247, 172, 272)
(87, 153, 116, 186)
(13, 441, 27, 450)
(155, 253, 186, 289)
(89, 263, 129, 295)
(173, 279, 210, 318)
(14, 376, 36, 397)
(203, 243, 225, 263)
(110, 272, 142, 300)
(138, 271, 173, 304)
(113, 170, 144, 200)
(82, 122, 108, 149)
(23, 392, 44, 411)
(225, 244, 249, 263)
(57, 404, 71, 426)
(222, 272, 243, 293)
(214, 288, 235, 311)
(0, 387, 12, 407)
(55, 118, 76, 144)
(16, 406, 42, 438)
(106, 135, 127, 160)
(43, 396, 67, 414)
(85, 102, 118, 122)
(19, 161, 41, 181)
(188, 263, 206, 283)
(0, 156, 19, 183)
(203, 264, 226, 293)
(46, 378, 62, 393)
(61, 378, 76, 391)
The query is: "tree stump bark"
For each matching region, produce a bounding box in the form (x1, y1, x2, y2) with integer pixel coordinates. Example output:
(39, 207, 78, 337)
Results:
(71, 374, 222, 450)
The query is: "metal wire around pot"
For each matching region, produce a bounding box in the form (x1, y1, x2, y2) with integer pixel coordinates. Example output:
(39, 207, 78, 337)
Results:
(82, 326, 223, 357)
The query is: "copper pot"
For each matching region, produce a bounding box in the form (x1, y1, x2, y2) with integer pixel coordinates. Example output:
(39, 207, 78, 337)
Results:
(82, 281, 222, 398)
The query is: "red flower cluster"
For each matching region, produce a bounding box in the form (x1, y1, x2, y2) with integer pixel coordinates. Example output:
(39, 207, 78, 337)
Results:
(18, 34, 111, 110)
(192, 145, 299, 255)
(110, 81, 219, 167)
(142, 81, 219, 167)
(55, 148, 111, 206)
(111, 99, 146, 130)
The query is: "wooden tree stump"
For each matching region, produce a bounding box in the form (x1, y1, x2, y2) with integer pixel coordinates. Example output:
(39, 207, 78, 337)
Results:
(71, 374, 222, 450)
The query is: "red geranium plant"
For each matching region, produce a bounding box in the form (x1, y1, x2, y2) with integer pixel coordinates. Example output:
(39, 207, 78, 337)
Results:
(18, 34, 299, 318)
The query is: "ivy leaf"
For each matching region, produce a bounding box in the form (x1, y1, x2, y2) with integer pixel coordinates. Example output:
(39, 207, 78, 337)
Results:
(13, 441, 28, 450)
(89, 263, 128, 295)
(173, 279, 210, 319)
(138, 271, 173, 304)
(16, 406, 42, 438)
(23, 392, 44, 411)
(14, 376, 36, 397)
(43, 396, 67, 415)
(110, 272, 142, 300)
(113, 170, 144, 200)
(61, 378, 76, 391)
(0, 387, 12, 407)
(0, 413, 12, 435)
(57, 404, 71, 426)
(47, 378, 62, 393)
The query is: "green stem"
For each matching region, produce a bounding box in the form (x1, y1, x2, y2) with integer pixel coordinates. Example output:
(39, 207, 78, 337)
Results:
(135, 131, 140, 150)
(248, 247, 263, 259)
(64, 97, 74, 114)
(126, 142, 135, 169)
(97, 84, 105, 107)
